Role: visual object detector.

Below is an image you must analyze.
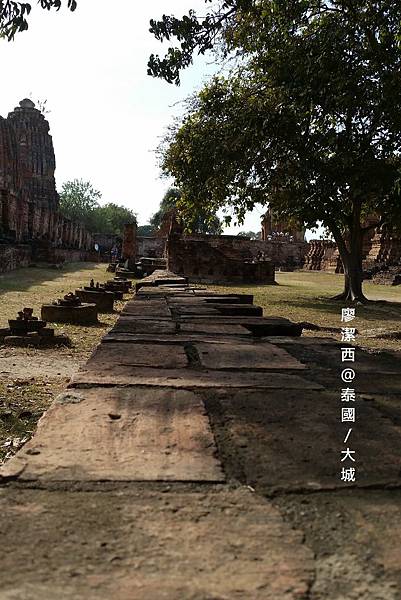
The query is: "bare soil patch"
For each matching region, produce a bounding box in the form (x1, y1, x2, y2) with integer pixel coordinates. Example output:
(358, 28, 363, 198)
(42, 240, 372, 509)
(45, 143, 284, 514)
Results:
(0, 262, 128, 463)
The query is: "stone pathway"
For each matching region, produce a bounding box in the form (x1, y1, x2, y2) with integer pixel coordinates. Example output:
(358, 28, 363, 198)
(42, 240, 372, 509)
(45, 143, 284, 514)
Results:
(1, 270, 401, 599)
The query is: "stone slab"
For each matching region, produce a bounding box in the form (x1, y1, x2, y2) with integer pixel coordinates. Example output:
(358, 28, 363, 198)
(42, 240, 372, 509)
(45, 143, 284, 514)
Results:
(204, 295, 253, 304)
(356, 373, 401, 395)
(137, 289, 195, 298)
(41, 303, 98, 325)
(116, 269, 136, 278)
(84, 342, 187, 371)
(214, 304, 264, 317)
(167, 295, 253, 305)
(210, 389, 401, 491)
(75, 289, 115, 313)
(167, 297, 221, 304)
(71, 367, 322, 389)
(278, 341, 401, 374)
(178, 322, 252, 336)
(121, 300, 171, 318)
(0, 488, 313, 600)
(0, 388, 224, 482)
(176, 315, 291, 323)
(173, 304, 264, 317)
(111, 317, 176, 335)
(177, 316, 303, 337)
(266, 336, 338, 345)
(172, 306, 222, 315)
(196, 341, 306, 370)
(136, 277, 188, 292)
(110, 290, 124, 300)
(102, 332, 254, 344)
(193, 291, 254, 304)
(157, 284, 190, 289)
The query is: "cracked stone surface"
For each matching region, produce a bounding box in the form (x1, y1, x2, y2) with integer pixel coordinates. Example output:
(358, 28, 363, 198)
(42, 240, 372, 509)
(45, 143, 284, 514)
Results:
(0, 487, 314, 600)
(1, 272, 401, 599)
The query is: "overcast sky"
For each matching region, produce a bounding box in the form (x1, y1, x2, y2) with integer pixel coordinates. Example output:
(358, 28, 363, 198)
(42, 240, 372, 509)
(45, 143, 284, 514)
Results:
(0, 0, 314, 237)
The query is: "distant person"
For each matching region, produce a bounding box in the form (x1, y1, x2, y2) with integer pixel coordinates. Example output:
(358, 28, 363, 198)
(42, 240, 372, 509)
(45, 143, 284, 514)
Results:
(111, 245, 118, 262)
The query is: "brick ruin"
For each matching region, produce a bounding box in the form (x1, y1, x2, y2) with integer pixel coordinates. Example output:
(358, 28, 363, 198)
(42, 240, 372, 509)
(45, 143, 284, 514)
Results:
(166, 233, 276, 284)
(163, 210, 308, 283)
(303, 240, 341, 272)
(112, 202, 401, 286)
(261, 207, 306, 243)
(119, 210, 308, 284)
(305, 224, 401, 284)
(115, 204, 401, 285)
(0, 99, 93, 272)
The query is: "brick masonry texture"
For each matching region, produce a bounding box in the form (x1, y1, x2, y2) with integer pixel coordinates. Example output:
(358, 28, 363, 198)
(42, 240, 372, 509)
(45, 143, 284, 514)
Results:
(0, 99, 93, 272)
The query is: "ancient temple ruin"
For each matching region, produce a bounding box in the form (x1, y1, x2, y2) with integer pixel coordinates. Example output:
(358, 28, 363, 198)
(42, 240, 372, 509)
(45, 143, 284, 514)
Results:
(260, 208, 306, 243)
(118, 210, 308, 284)
(305, 225, 401, 284)
(0, 99, 93, 272)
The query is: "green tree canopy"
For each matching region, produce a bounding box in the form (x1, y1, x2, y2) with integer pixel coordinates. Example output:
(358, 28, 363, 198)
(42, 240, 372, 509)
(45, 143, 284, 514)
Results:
(93, 203, 137, 235)
(151, 1, 401, 301)
(0, 0, 77, 40)
(237, 231, 260, 240)
(150, 187, 181, 230)
(151, 186, 223, 235)
(59, 179, 101, 231)
(59, 179, 136, 235)
(137, 224, 155, 237)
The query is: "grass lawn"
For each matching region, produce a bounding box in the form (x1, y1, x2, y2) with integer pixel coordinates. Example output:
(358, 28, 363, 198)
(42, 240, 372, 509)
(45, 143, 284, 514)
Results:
(210, 270, 401, 353)
(0, 264, 400, 462)
(0, 262, 121, 356)
(0, 262, 128, 462)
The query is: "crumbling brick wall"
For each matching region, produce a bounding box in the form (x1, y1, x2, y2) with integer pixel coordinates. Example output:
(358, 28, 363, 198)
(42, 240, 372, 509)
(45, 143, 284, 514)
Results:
(167, 236, 276, 284)
(0, 99, 93, 271)
(171, 233, 307, 270)
(137, 237, 166, 259)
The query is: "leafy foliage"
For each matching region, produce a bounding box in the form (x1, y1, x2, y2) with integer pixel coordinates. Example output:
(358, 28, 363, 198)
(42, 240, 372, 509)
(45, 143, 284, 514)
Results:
(59, 179, 136, 235)
(93, 203, 137, 235)
(137, 224, 155, 237)
(150, 186, 223, 234)
(0, 0, 77, 40)
(237, 231, 261, 239)
(59, 179, 101, 230)
(150, 187, 181, 230)
(153, 1, 401, 300)
(148, 1, 240, 85)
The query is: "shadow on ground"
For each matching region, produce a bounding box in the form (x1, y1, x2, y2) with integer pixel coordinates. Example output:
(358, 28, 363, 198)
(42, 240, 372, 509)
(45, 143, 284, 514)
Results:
(0, 263, 105, 296)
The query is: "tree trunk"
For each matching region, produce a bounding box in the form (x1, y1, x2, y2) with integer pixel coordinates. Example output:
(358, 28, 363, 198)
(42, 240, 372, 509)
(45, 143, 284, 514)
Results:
(330, 218, 368, 303)
(334, 250, 367, 303)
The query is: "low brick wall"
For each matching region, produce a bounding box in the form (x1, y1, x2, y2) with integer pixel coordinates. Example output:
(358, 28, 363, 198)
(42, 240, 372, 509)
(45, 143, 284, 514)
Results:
(0, 243, 93, 273)
(49, 248, 91, 264)
(0, 244, 32, 273)
(167, 237, 276, 284)
(137, 237, 166, 259)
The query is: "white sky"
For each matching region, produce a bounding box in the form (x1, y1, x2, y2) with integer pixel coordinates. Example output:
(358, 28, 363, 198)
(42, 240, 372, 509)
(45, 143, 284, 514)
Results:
(0, 0, 319, 238)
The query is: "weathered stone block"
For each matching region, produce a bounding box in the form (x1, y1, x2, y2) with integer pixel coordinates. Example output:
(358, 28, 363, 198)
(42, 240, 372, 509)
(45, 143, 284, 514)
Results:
(75, 288, 115, 313)
(41, 303, 98, 324)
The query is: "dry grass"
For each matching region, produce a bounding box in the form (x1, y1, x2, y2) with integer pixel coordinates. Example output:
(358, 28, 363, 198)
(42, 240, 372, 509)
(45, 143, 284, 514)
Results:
(209, 270, 401, 353)
(0, 261, 133, 462)
(1, 265, 400, 462)
(0, 262, 124, 358)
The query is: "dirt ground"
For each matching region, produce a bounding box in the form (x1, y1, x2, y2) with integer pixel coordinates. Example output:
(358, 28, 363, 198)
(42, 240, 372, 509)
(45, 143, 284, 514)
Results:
(1, 484, 399, 600)
(0, 262, 124, 462)
(1, 265, 401, 598)
(202, 339, 401, 599)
